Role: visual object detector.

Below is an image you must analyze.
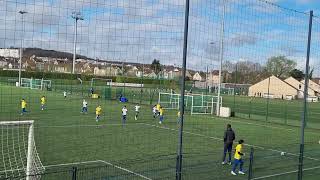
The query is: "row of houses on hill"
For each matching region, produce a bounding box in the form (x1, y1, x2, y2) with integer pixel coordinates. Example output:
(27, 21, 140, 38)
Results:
(1, 48, 217, 80)
(249, 75, 320, 99)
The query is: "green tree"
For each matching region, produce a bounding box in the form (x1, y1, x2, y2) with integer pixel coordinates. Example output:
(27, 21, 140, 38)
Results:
(266, 56, 297, 78)
(151, 59, 162, 75)
(289, 69, 304, 80)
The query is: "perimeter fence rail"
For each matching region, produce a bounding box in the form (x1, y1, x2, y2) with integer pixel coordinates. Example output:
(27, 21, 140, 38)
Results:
(1, 0, 320, 180)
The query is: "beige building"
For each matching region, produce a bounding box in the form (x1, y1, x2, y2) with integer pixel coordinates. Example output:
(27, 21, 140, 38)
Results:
(300, 79, 320, 96)
(249, 75, 298, 99)
(284, 77, 316, 98)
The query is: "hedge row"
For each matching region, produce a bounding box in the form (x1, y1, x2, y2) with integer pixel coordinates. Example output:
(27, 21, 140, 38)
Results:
(0, 70, 178, 86)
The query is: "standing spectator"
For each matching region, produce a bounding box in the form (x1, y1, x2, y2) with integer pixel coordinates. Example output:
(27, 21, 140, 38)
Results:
(222, 124, 235, 165)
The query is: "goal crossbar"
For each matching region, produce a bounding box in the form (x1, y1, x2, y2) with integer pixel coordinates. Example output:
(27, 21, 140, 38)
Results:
(0, 120, 34, 125)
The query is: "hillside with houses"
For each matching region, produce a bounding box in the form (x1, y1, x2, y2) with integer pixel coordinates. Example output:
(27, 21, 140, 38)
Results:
(0, 48, 192, 80)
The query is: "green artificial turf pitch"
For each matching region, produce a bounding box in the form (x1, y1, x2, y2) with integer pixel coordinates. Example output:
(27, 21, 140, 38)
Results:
(0, 85, 320, 180)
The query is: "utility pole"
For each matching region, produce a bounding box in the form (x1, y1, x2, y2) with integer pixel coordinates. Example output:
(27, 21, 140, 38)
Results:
(71, 11, 84, 74)
(18, 10, 27, 87)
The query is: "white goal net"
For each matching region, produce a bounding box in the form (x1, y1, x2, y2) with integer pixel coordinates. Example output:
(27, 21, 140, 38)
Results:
(190, 93, 221, 115)
(158, 92, 193, 110)
(20, 78, 51, 90)
(158, 92, 222, 115)
(0, 121, 45, 180)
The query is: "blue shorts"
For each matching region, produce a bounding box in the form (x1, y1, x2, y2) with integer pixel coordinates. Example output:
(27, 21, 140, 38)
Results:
(22, 108, 26, 113)
(160, 115, 164, 122)
(82, 107, 88, 112)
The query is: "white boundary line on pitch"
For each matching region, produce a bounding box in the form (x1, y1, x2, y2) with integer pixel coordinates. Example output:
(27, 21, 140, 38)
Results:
(44, 160, 152, 180)
(209, 116, 294, 132)
(141, 123, 319, 162)
(207, 115, 320, 136)
(251, 165, 320, 179)
(98, 160, 152, 180)
(38, 123, 143, 128)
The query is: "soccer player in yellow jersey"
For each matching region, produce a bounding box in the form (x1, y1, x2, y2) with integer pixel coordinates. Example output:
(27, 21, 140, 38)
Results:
(159, 107, 164, 124)
(231, 139, 245, 175)
(95, 105, 102, 122)
(21, 99, 27, 115)
(40, 96, 46, 111)
(156, 103, 161, 116)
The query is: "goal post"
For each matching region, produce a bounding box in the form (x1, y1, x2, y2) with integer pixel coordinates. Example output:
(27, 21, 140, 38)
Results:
(90, 78, 113, 87)
(0, 120, 45, 180)
(20, 78, 51, 90)
(90, 78, 113, 100)
(190, 93, 222, 115)
(158, 92, 193, 110)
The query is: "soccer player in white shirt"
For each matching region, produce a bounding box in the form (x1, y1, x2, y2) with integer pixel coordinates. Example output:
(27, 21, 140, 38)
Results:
(135, 104, 140, 120)
(122, 106, 128, 126)
(63, 91, 67, 98)
(81, 99, 88, 114)
(152, 105, 157, 119)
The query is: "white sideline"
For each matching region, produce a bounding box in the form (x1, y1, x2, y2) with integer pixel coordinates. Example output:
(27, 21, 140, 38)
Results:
(44, 160, 152, 180)
(141, 123, 319, 162)
(251, 165, 320, 179)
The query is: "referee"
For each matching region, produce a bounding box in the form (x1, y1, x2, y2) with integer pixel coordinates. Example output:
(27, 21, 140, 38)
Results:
(222, 124, 235, 165)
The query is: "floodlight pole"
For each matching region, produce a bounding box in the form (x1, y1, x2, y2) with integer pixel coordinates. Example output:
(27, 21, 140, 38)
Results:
(216, 0, 226, 116)
(72, 12, 84, 74)
(18, 10, 27, 87)
(298, 10, 313, 180)
(176, 0, 190, 179)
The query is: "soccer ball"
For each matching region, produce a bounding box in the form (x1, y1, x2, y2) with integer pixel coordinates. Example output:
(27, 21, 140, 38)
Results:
(280, 152, 285, 156)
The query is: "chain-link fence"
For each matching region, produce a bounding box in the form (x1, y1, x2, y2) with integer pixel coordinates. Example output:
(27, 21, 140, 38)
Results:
(1, 0, 320, 179)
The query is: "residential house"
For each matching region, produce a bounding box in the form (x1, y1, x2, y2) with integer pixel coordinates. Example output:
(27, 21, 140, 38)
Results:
(192, 72, 203, 81)
(144, 72, 157, 79)
(93, 66, 107, 76)
(0, 48, 19, 58)
(0, 59, 8, 68)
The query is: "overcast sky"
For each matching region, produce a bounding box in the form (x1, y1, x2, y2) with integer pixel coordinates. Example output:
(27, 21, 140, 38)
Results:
(0, 0, 319, 76)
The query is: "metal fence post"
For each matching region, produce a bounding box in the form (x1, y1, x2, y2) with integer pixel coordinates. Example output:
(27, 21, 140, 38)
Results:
(248, 147, 254, 180)
(265, 77, 270, 122)
(176, 0, 190, 179)
(72, 166, 77, 180)
(298, 10, 313, 180)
